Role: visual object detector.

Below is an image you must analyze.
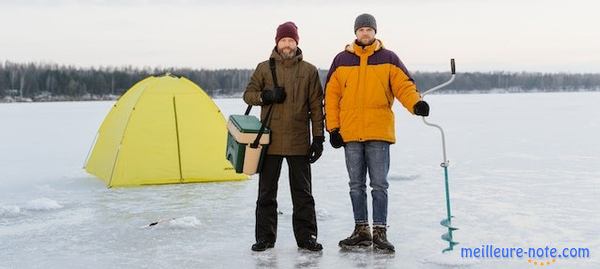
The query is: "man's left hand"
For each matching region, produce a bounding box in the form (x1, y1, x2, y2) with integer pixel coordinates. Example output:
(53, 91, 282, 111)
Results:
(309, 136, 325, 163)
(413, 100, 430, 117)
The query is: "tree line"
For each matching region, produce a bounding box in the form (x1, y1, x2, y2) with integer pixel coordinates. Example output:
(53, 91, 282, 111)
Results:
(1, 61, 599, 101)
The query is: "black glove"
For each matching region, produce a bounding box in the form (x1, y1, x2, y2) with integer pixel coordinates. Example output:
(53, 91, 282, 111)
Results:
(413, 100, 430, 117)
(261, 87, 286, 105)
(329, 129, 345, 149)
(308, 136, 324, 163)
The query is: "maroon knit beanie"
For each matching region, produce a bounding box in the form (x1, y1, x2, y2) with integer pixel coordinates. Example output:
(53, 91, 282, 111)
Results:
(275, 21, 299, 44)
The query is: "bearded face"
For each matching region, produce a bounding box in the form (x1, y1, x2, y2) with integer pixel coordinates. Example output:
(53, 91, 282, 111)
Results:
(355, 27, 376, 46)
(277, 37, 298, 59)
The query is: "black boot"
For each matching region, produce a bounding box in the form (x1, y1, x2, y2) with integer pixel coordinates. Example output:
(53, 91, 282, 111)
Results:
(298, 237, 323, 251)
(251, 240, 275, 251)
(338, 224, 372, 248)
(372, 226, 395, 252)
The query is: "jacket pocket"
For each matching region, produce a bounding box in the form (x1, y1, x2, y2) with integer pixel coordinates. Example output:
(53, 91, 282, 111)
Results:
(365, 77, 391, 109)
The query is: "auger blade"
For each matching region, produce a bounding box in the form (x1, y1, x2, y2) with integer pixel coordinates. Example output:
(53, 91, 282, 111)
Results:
(441, 232, 454, 242)
(442, 242, 459, 253)
(440, 216, 458, 226)
(441, 232, 459, 253)
(440, 217, 458, 230)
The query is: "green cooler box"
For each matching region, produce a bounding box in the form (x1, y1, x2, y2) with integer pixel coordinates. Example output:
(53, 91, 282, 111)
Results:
(226, 115, 270, 175)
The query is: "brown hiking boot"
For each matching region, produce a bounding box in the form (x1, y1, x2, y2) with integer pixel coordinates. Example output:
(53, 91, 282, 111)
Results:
(338, 224, 372, 248)
(372, 226, 395, 252)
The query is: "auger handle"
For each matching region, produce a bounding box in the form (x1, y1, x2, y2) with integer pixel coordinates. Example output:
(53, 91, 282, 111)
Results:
(421, 59, 456, 98)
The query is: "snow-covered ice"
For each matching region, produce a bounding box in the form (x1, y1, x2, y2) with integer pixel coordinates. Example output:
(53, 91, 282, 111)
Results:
(1, 92, 599, 268)
(23, 198, 63, 211)
(168, 216, 202, 229)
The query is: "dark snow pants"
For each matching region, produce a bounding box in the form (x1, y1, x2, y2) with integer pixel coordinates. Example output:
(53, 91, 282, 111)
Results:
(255, 154, 318, 245)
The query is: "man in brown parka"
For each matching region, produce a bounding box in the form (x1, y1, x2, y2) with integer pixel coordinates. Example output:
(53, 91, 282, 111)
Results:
(243, 21, 324, 252)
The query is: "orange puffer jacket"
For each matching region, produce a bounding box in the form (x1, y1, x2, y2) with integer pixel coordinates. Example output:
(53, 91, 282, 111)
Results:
(325, 39, 421, 143)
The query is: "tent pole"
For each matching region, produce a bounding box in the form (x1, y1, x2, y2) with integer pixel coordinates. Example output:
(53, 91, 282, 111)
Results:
(173, 96, 184, 182)
(82, 131, 99, 168)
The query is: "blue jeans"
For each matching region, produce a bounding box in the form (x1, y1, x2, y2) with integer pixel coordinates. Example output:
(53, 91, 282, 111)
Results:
(344, 141, 390, 226)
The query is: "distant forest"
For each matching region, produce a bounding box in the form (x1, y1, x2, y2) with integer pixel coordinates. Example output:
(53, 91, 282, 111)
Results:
(1, 61, 599, 102)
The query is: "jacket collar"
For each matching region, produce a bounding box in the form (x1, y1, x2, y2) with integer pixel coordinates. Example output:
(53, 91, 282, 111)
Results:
(270, 47, 303, 67)
(345, 39, 383, 57)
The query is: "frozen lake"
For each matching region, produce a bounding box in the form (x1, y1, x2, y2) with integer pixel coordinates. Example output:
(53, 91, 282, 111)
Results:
(1, 92, 599, 268)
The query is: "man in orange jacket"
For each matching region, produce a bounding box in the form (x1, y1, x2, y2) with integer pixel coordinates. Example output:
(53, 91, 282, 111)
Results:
(324, 13, 430, 252)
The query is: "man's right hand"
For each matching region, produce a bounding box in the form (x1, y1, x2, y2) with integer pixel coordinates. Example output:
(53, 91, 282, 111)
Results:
(329, 129, 345, 148)
(261, 87, 286, 105)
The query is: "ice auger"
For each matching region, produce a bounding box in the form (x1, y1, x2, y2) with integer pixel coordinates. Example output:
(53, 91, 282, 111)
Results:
(420, 59, 459, 253)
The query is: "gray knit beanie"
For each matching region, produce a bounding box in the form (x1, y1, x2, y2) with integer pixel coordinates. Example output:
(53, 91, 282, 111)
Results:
(354, 13, 377, 33)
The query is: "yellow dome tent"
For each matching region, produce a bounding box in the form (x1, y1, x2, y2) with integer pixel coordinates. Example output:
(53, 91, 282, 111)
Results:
(84, 74, 247, 187)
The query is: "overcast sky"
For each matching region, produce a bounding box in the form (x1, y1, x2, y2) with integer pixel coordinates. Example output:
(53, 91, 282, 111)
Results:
(1, 0, 599, 72)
